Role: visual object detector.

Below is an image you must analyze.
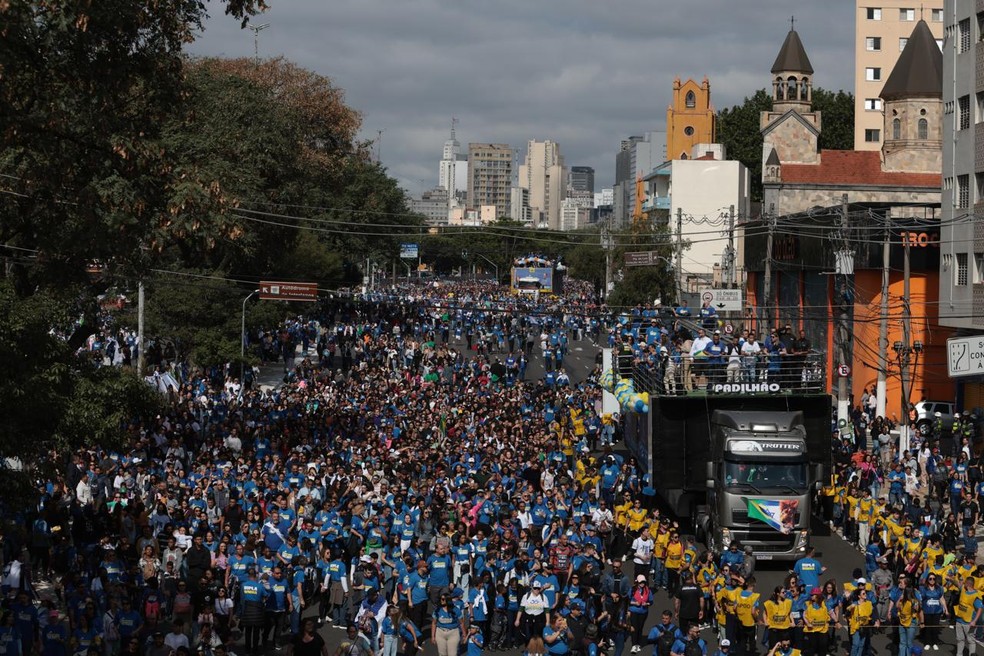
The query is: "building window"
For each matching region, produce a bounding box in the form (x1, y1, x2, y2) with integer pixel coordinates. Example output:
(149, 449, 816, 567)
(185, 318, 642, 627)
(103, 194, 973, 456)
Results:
(898, 37, 908, 51)
(683, 126, 695, 136)
(864, 128, 881, 142)
(900, 8, 915, 21)
(918, 117, 928, 139)
(959, 18, 971, 53)
(958, 174, 970, 208)
(685, 91, 696, 108)
(957, 253, 969, 286)
(931, 8, 943, 22)
(866, 36, 882, 51)
(787, 76, 798, 98)
(892, 118, 901, 139)
(977, 173, 984, 201)
(976, 254, 984, 284)
(866, 7, 881, 19)
(864, 98, 883, 111)
(865, 67, 881, 81)
(960, 95, 971, 130)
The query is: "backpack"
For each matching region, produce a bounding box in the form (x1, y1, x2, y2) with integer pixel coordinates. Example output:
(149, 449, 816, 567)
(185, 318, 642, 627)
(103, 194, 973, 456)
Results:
(684, 639, 703, 656)
(657, 629, 677, 656)
(301, 566, 317, 603)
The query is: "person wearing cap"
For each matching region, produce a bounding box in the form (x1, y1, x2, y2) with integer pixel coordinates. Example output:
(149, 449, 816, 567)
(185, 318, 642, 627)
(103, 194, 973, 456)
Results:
(711, 639, 731, 656)
(801, 587, 832, 656)
(627, 575, 652, 652)
(517, 580, 549, 646)
(765, 636, 798, 656)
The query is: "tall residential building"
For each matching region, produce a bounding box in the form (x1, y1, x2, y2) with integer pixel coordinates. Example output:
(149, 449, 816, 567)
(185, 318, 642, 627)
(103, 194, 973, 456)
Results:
(612, 132, 666, 227)
(569, 166, 595, 193)
(854, 0, 943, 150)
(510, 187, 531, 225)
(939, 2, 981, 335)
(467, 143, 513, 217)
(665, 77, 715, 160)
(518, 140, 567, 230)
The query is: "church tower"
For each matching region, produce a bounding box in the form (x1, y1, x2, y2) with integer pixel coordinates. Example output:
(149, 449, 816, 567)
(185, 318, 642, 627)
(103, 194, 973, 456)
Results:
(760, 25, 822, 179)
(879, 19, 943, 173)
(666, 77, 715, 160)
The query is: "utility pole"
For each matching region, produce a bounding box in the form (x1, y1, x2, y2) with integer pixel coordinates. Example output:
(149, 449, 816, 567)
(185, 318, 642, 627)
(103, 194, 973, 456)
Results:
(900, 227, 913, 454)
(763, 204, 775, 329)
(676, 207, 684, 300)
(876, 210, 890, 419)
(728, 204, 736, 287)
(137, 281, 145, 375)
(601, 220, 614, 301)
(836, 195, 852, 430)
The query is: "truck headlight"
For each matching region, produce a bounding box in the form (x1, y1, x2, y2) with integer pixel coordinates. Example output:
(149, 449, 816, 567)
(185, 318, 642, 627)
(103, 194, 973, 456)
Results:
(721, 528, 732, 548)
(796, 530, 809, 549)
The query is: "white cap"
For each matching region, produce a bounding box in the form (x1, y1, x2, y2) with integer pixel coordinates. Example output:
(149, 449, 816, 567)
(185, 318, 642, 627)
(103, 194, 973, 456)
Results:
(857, 577, 867, 585)
(721, 640, 731, 648)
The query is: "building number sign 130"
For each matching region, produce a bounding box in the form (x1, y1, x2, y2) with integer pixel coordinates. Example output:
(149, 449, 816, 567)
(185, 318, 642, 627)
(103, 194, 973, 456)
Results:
(899, 231, 939, 248)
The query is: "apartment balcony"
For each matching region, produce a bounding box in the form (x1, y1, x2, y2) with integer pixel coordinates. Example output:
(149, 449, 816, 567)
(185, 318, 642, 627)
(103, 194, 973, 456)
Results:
(642, 196, 671, 211)
(978, 45, 984, 93)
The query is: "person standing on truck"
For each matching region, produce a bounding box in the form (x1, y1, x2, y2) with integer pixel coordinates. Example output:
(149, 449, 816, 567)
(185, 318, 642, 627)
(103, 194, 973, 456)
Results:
(689, 329, 711, 392)
(702, 331, 727, 392)
(790, 330, 811, 390)
(733, 578, 760, 656)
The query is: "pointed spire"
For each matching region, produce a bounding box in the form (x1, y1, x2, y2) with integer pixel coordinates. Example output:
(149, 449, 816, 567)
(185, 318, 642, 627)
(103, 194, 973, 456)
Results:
(766, 148, 781, 167)
(771, 28, 814, 74)
(880, 20, 942, 100)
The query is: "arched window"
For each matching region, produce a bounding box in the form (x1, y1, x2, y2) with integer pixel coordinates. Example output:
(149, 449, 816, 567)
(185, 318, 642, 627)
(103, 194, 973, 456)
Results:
(685, 90, 696, 108)
(800, 77, 810, 101)
(787, 76, 798, 100)
(918, 118, 928, 139)
(775, 77, 785, 101)
(893, 118, 901, 140)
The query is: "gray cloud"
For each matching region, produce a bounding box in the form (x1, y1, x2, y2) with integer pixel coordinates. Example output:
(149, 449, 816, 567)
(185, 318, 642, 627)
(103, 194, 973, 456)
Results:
(190, 0, 854, 195)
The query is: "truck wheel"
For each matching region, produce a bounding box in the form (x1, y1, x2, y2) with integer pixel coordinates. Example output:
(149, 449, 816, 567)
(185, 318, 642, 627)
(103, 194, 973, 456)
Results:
(690, 507, 703, 544)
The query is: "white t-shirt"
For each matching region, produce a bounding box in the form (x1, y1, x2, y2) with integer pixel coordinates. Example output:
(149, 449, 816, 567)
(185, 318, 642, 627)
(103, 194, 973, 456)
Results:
(631, 536, 654, 564)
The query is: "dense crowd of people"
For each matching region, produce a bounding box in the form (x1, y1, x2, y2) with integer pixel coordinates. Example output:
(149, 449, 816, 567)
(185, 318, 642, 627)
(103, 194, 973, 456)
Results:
(3, 277, 984, 656)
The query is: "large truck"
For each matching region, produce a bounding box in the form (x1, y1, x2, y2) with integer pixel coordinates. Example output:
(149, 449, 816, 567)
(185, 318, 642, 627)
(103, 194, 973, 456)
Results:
(623, 391, 832, 561)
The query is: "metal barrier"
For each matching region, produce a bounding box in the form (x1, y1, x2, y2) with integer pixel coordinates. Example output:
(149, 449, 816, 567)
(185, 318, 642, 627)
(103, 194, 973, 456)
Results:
(615, 348, 828, 397)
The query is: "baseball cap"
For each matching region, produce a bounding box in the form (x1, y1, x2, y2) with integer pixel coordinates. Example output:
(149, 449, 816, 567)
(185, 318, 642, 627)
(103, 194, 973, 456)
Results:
(811, 587, 821, 595)
(721, 640, 731, 648)
(635, 574, 647, 583)
(532, 581, 542, 589)
(857, 577, 867, 585)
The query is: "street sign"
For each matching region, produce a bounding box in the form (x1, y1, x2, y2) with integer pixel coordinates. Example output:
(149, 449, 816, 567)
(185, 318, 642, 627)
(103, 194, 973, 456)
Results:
(259, 281, 318, 302)
(837, 364, 851, 378)
(947, 335, 984, 378)
(697, 287, 743, 312)
(724, 323, 734, 335)
(624, 251, 660, 267)
(400, 243, 419, 259)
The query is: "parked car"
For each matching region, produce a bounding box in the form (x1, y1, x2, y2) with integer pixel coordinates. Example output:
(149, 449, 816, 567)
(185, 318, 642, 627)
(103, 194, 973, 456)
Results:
(914, 400, 956, 437)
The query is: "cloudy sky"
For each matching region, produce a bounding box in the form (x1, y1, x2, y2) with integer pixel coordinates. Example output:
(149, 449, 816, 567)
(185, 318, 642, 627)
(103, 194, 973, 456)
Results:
(189, 0, 856, 195)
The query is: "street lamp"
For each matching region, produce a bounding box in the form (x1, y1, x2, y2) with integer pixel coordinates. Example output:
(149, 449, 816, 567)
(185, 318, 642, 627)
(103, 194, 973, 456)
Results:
(892, 338, 924, 453)
(462, 251, 499, 281)
(241, 289, 259, 390)
(246, 22, 270, 65)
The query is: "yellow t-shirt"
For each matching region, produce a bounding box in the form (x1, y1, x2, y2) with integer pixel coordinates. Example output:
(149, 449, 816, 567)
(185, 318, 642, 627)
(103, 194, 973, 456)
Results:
(665, 541, 684, 571)
(955, 588, 982, 624)
(848, 599, 874, 634)
(896, 599, 918, 628)
(626, 508, 647, 532)
(764, 598, 793, 630)
(735, 591, 761, 628)
(715, 587, 736, 625)
(803, 603, 830, 633)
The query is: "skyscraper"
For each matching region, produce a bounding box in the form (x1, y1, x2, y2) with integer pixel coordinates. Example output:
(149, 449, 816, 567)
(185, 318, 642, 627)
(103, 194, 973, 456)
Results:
(569, 166, 595, 193)
(518, 140, 567, 230)
(467, 143, 513, 217)
(612, 132, 666, 227)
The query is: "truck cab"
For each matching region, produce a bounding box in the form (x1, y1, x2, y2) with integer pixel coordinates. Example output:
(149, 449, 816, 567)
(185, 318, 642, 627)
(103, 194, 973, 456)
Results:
(704, 410, 817, 560)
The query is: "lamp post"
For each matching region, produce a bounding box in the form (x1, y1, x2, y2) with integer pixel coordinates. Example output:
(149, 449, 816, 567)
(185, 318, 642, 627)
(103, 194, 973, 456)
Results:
(246, 22, 270, 65)
(892, 338, 923, 454)
(241, 289, 259, 388)
(462, 251, 499, 282)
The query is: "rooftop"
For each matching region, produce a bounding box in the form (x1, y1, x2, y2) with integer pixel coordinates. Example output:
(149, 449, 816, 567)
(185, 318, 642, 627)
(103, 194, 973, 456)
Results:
(779, 150, 940, 188)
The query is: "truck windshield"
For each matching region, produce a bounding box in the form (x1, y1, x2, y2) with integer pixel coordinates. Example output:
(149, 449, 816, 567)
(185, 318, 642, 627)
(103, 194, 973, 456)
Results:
(725, 461, 807, 491)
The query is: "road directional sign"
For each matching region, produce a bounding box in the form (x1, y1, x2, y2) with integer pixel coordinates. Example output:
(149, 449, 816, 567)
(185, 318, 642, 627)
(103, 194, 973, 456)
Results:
(259, 281, 318, 302)
(948, 335, 984, 378)
(624, 251, 661, 267)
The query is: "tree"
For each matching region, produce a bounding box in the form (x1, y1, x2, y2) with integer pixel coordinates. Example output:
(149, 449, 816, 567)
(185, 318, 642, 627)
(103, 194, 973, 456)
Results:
(716, 88, 854, 203)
